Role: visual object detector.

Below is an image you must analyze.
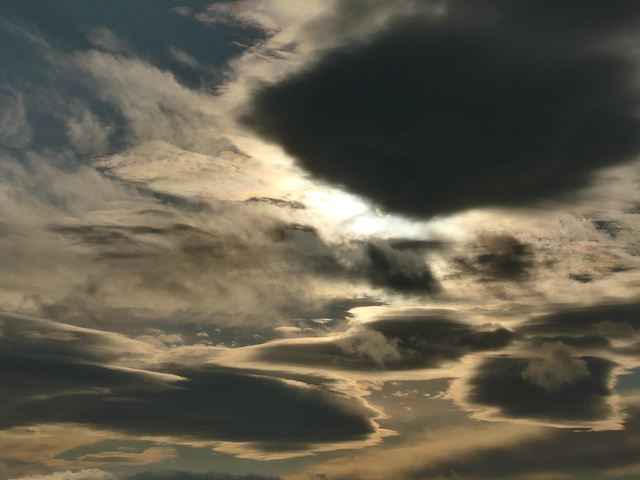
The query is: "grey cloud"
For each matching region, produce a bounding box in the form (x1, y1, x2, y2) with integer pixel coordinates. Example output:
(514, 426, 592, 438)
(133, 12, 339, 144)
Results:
(521, 302, 640, 339)
(357, 243, 440, 295)
(0, 20, 124, 157)
(255, 310, 514, 372)
(513, 302, 640, 363)
(453, 234, 534, 282)
(410, 405, 640, 480)
(241, 1, 640, 217)
(7, 369, 378, 447)
(464, 350, 617, 424)
(446, 302, 640, 428)
(274, 226, 441, 295)
(0, 314, 380, 451)
(0, 312, 152, 366)
(0, 156, 391, 331)
(124, 472, 280, 480)
(528, 335, 611, 351)
(277, 228, 443, 300)
(37, 206, 367, 328)
(0, 91, 32, 149)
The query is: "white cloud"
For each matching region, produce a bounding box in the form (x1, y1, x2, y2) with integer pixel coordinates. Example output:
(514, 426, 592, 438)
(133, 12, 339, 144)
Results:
(8, 469, 114, 480)
(0, 91, 32, 148)
(522, 343, 590, 390)
(74, 50, 219, 147)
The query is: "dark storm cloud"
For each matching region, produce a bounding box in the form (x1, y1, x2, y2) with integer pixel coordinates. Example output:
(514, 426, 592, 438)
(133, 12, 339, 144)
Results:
(454, 234, 534, 282)
(241, 1, 640, 217)
(411, 405, 640, 480)
(0, 314, 379, 450)
(255, 311, 514, 371)
(124, 472, 281, 480)
(465, 352, 616, 423)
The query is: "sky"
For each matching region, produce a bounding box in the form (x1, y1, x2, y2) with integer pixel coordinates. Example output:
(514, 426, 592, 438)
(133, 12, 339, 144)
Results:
(3, 1, 640, 479)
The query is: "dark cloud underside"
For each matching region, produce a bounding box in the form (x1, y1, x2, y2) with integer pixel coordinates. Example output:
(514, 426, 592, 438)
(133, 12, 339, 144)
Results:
(355, 243, 440, 294)
(241, 2, 640, 217)
(522, 302, 640, 337)
(0, 314, 378, 449)
(256, 312, 514, 371)
(7, 369, 376, 446)
(466, 354, 615, 423)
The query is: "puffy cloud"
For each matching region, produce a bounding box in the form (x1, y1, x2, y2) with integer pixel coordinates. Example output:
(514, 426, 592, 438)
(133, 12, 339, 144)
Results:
(242, 309, 514, 374)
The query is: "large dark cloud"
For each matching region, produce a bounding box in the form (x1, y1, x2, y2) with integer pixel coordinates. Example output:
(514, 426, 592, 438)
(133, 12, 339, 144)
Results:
(255, 310, 514, 371)
(465, 351, 616, 424)
(0, 313, 379, 451)
(241, 1, 640, 217)
(6, 369, 377, 447)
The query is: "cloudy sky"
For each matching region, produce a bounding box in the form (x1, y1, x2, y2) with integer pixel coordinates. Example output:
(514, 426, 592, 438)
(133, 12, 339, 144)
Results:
(3, 1, 640, 479)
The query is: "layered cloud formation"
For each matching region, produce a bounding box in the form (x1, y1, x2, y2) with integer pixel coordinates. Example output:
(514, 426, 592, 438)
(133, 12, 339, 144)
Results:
(3, 1, 640, 480)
